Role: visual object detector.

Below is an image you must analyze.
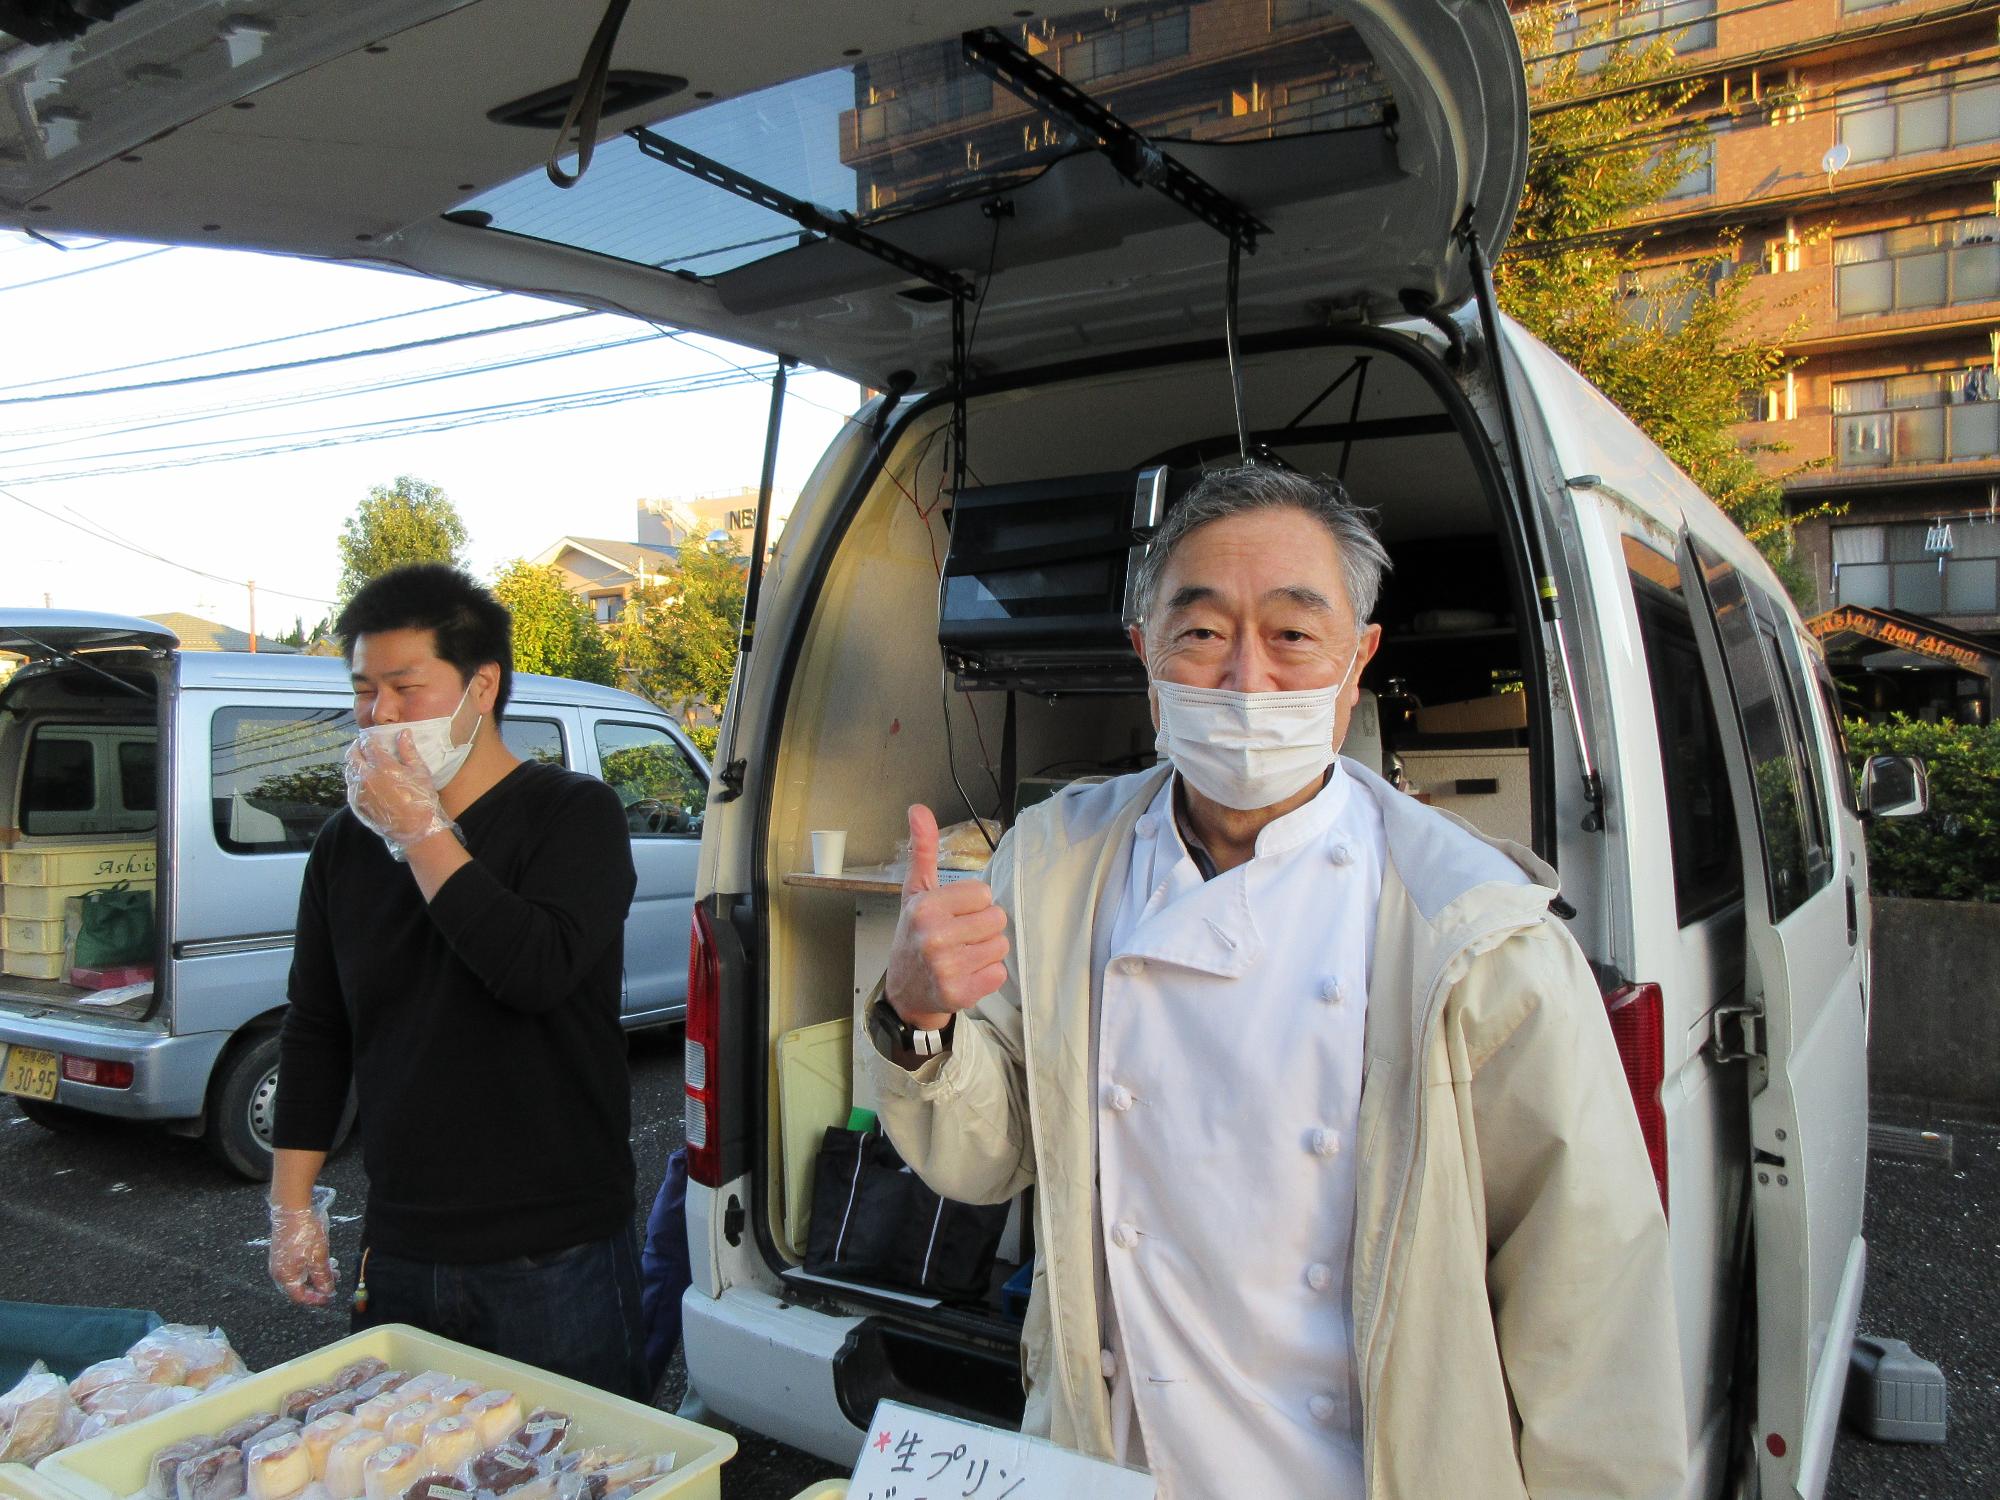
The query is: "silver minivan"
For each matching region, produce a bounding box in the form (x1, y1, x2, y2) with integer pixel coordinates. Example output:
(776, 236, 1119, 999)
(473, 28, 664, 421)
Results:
(0, 612, 709, 1176)
(0, 2, 1932, 1494)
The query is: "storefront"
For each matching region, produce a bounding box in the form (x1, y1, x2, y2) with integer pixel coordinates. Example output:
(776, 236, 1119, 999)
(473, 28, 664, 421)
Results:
(1807, 604, 1999, 724)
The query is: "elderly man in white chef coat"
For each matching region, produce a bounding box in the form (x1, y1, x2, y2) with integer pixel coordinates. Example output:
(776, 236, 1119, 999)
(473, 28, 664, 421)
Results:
(863, 464, 1686, 1500)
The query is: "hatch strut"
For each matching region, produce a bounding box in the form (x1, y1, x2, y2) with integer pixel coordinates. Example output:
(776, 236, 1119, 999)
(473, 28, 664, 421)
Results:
(961, 27, 1270, 460)
(1459, 211, 1604, 834)
(628, 130, 975, 301)
(712, 355, 793, 803)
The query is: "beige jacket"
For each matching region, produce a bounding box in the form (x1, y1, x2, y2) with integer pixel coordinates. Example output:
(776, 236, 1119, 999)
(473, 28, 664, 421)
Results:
(865, 762, 1687, 1499)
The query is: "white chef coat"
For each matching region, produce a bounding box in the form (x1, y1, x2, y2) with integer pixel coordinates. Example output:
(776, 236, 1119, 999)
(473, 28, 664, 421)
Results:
(1095, 762, 1384, 1500)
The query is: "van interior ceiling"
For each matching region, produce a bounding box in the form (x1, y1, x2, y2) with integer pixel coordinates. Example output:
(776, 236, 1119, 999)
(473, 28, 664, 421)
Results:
(758, 333, 1544, 1313)
(0, 654, 165, 1020)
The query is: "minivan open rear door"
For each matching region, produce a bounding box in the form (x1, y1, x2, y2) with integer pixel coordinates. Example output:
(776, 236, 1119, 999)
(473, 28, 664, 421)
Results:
(1679, 535, 1869, 1500)
(0, 610, 179, 663)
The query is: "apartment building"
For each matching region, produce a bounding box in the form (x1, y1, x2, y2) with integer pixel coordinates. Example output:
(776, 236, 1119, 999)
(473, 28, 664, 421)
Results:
(1580, 0, 2000, 719)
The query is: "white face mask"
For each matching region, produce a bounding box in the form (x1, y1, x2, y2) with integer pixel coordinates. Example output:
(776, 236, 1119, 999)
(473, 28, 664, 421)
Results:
(1151, 650, 1359, 812)
(352, 681, 482, 790)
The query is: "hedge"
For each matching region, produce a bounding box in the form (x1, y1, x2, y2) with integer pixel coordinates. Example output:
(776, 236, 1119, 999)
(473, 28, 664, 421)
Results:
(1843, 716, 2000, 903)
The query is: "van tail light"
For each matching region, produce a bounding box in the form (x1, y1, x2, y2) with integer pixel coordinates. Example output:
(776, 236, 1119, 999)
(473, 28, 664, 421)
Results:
(62, 1056, 133, 1089)
(684, 904, 723, 1188)
(1604, 982, 1668, 1215)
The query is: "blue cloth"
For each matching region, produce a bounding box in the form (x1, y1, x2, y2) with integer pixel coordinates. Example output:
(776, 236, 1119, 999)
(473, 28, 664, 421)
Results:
(639, 1146, 691, 1389)
(0, 1302, 161, 1386)
(351, 1229, 648, 1400)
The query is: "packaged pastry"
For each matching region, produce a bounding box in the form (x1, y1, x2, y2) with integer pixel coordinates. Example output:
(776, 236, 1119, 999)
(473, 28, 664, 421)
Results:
(351, 1395, 403, 1432)
(246, 1431, 313, 1500)
(465, 1446, 539, 1496)
(386, 1401, 443, 1448)
(283, 1384, 342, 1423)
(148, 1434, 225, 1499)
(71, 1357, 142, 1405)
(177, 1445, 247, 1500)
(246, 1418, 304, 1451)
(390, 1374, 451, 1404)
(304, 1388, 372, 1424)
(219, 1413, 281, 1448)
(363, 1444, 425, 1500)
(127, 1325, 245, 1388)
(462, 1391, 522, 1450)
(508, 1411, 570, 1460)
(0, 1363, 83, 1465)
(555, 1448, 640, 1476)
(402, 1475, 480, 1500)
(184, 1332, 250, 1389)
(351, 1371, 409, 1404)
(428, 1380, 482, 1416)
(331, 1359, 389, 1392)
(324, 1431, 388, 1500)
(304, 1414, 358, 1477)
(420, 1415, 479, 1476)
(74, 1383, 200, 1441)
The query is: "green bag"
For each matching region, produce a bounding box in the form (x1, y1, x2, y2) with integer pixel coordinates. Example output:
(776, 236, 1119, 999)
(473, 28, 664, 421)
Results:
(73, 881, 155, 968)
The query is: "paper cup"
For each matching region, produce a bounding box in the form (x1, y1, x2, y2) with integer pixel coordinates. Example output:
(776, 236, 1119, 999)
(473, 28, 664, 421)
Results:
(810, 830, 847, 876)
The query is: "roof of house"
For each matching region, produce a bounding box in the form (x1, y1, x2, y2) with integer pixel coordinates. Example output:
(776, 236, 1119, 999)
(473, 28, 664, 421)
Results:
(140, 611, 298, 653)
(534, 536, 680, 580)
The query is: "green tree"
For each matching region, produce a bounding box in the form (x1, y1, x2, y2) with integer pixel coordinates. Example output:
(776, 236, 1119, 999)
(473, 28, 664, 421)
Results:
(491, 560, 618, 685)
(611, 542, 747, 727)
(1500, 9, 1826, 603)
(336, 476, 470, 605)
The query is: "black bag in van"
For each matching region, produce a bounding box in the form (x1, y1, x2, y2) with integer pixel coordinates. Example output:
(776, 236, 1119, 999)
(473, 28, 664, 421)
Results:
(805, 1126, 1008, 1302)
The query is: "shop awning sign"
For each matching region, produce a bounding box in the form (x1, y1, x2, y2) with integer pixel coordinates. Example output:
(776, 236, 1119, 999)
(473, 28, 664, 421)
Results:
(1808, 607, 1993, 674)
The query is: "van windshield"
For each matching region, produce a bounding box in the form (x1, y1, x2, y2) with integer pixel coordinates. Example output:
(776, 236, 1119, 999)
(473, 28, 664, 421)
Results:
(457, 0, 1392, 280)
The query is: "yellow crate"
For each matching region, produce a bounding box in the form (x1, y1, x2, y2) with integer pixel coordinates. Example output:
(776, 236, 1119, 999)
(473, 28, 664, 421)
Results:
(37, 1326, 736, 1500)
(0, 1464, 75, 1500)
(789, 1486, 849, 1500)
(2, 950, 65, 981)
(1, 844, 155, 887)
(3, 917, 65, 955)
(2, 879, 154, 922)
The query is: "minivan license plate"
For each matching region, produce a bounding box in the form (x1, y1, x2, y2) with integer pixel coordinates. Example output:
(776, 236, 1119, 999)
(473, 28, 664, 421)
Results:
(0, 1044, 59, 1102)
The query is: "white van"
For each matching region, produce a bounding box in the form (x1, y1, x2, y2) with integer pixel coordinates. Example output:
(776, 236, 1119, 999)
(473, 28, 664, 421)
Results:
(0, 614, 711, 1176)
(1, 1, 1929, 1493)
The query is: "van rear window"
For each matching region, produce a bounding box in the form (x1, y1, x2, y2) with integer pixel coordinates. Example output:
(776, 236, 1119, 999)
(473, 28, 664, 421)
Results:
(211, 706, 353, 855)
(22, 736, 95, 830)
(20, 725, 159, 837)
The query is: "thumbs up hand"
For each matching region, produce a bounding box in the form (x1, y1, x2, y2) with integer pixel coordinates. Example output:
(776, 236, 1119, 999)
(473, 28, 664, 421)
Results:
(886, 804, 1011, 1032)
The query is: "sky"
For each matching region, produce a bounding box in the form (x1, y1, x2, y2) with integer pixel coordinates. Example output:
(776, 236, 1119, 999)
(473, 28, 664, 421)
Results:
(0, 230, 863, 638)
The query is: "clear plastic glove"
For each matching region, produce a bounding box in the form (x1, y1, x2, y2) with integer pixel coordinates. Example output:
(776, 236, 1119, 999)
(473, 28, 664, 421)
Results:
(343, 733, 456, 861)
(268, 1184, 340, 1307)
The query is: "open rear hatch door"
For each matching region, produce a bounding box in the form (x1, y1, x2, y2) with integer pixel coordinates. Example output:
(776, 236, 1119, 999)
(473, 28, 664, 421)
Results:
(1679, 536, 1870, 1499)
(0, 610, 179, 663)
(7, 0, 1525, 389)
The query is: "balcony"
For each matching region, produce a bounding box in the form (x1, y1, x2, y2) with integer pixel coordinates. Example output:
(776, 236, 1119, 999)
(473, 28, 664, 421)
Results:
(1835, 399, 2000, 468)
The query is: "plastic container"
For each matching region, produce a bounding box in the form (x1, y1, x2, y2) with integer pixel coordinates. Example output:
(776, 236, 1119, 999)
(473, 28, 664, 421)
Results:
(0, 951, 63, 981)
(777, 1018, 852, 1258)
(0, 1464, 77, 1500)
(1, 845, 155, 888)
(0, 880, 155, 923)
(3, 918, 64, 956)
(0, 1301, 162, 1386)
(37, 1325, 736, 1500)
(787, 1486, 847, 1500)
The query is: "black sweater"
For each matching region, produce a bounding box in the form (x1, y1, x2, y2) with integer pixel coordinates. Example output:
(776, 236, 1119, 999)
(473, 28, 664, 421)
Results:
(274, 760, 639, 1263)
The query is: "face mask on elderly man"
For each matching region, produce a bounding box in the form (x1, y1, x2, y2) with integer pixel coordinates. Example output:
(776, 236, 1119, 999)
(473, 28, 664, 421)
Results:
(1151, 645, 1360, 811)
(342, 682, 482, 857)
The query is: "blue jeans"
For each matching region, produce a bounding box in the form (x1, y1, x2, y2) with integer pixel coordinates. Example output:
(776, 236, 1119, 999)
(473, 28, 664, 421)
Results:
(639, 1148, 691, 1391)
(352, 1229, 650, 1401)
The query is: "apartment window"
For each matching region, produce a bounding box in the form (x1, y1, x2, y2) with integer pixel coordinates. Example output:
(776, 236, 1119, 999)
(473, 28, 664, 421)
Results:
(1620, 256, 1730, 329)
(1763, 231, 1801, 274)
(1833, 215, 2000, 316)
(855, 72, 994, 146)
(1843, 0, 1910, 13)
(1064, 9, 1190, 84)
(1558, 0, 1716, 71)
(1833, 518, 2000, 615)
(1834, 367, 2000, 471)
(1655, 128, 1715, 200)
(1273, 0, 1342, 22)
(1838, 70, 2000, 165)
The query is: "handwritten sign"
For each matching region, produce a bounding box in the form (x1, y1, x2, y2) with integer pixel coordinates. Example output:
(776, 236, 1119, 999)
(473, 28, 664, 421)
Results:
(847, 1400, 1155, 1500)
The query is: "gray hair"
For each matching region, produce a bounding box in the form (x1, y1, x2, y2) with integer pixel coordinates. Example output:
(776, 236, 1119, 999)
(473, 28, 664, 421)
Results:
(1133, 464, 1392, 630)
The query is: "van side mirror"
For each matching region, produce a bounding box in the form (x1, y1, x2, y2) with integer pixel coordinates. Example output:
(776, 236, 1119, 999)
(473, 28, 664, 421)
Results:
(1859, 754, 1928, 820)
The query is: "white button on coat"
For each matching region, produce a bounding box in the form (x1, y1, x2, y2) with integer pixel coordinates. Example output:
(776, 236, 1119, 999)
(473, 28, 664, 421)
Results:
(1309, 1127, 1342, 1158)
(1308, 1394, 1339, 1424)
(1111, 1222, 1139, 1250)
(1305, 1262, 1334, 1293)
(1319, 977, 1346, 1005)
(1101, 1348, 1119, 1380)
(1329, 842, 1354, 867)
(1105, 1084, 1135, 1113)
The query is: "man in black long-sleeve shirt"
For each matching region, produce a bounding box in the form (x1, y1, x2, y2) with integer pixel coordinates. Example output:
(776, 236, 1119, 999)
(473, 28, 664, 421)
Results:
(270, 565, 644, 1398)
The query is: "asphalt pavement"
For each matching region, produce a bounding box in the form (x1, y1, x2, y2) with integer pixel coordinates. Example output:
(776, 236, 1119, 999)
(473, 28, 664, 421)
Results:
(1, 1035, 1990, 1498)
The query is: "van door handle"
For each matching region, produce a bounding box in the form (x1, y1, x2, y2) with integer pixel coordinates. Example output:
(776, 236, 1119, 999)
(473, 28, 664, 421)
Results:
(1846, 877, 1858, 947)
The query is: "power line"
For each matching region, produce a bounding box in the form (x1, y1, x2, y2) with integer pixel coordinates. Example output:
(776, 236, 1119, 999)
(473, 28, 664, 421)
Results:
(0, 484, 335, 604)
(0, 309, 599, 407)
(0, 246, 174, 296)
(0, 289, 511, 395)
(0, 331, 668, 457)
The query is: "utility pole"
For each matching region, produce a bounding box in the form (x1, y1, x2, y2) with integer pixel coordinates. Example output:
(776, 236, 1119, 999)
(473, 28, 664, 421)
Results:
(247, 580, 258, 653)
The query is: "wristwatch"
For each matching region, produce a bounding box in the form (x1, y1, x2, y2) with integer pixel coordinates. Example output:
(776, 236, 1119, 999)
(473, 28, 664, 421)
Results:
(871, 998, 955, 1058)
